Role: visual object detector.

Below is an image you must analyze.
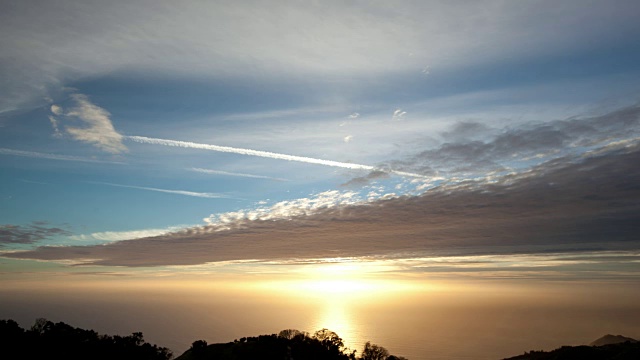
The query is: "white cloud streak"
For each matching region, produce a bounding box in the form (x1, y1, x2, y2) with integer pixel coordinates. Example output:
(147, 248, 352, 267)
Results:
(128, 135, 374, 170)
(127, 135, 427, 178)
(70, 225, 191, 243)
(48, 116, 63, 138)
(0, 148, 123, 164)
(190, 167, 288, 181)
(88, 181, 229, 199)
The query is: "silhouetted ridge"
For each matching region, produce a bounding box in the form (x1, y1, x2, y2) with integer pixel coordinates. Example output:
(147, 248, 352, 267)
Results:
(504, 335, 640, 360)
(589, 334, 637, 347)
(0, 318, 171, 360)
(176, 328, 408, 360)
(0, 319, 407, 360)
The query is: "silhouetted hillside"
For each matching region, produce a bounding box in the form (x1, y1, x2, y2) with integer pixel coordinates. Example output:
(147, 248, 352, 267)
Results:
(0, 319, 406, 360)
(589, 334, 637, 347)
(176, 329, 407, 360)
(0, 318, 171, 360)
(504, 336, 640, 360)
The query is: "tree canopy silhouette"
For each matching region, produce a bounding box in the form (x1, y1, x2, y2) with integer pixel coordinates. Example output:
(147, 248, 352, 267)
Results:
(1, 318, 409, 360)
(176, 327, 406, 360)
(0, 318, 171, 360)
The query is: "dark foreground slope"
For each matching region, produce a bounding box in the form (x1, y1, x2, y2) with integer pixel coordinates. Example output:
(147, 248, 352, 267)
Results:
(0, 318, 171, 360)
(504, 337, 640, 360)
(1, 319, 405, 360)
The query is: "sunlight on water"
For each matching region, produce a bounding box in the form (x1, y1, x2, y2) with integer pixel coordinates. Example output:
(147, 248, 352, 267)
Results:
(312, 298, 359, 350)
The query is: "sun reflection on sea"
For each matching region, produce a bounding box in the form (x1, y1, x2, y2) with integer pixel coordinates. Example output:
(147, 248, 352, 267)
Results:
(247, 258, 425, 352)
(312, 297, 362, 352)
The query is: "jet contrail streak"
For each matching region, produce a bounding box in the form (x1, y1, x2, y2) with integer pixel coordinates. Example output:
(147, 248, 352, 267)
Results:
(88, 181, 229, 199)
(126, 135, 427, 178)
(127, 135, 374, 170)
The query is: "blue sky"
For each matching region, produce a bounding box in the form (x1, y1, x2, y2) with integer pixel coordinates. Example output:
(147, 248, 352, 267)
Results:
(1, 0, 640, 280)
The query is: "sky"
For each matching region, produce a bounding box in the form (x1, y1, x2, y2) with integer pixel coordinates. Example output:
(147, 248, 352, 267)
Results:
(2, 0, 640, 339)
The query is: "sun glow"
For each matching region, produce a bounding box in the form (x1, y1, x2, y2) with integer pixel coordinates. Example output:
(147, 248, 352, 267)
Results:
(295, 279, 380, 294)
(262, 258, 420, 297)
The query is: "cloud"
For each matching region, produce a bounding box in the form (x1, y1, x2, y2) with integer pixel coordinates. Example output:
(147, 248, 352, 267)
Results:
(348, 113, 360, 119)
(0, 222, 71, 247)
(62, 94, 127, 154)
(190, 168, 288, 181)
(88, 181, 230, 199)
(341, 170, 390, 187)
(50, 105, 62, 115)
(4, 1, 636, 112)
(48, 116, 63, 138)
(203, 189, 361, 227)
(390, 104, 640, 175)
(128, 135, 427, 178)
(6, 141, 640, 266)
(0, 148, 124, 164)
(440, 121, 493, 142)
(392, 109, 406, 121)
(70, 225, 190, 243)
(128, 135, 374, 170)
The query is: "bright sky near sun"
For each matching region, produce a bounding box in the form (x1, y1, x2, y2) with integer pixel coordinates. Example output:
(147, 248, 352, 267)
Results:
(1, 0, 640, 283)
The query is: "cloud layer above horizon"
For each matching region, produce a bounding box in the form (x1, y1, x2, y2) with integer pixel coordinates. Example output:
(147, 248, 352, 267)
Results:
(6, 104, 640, 267)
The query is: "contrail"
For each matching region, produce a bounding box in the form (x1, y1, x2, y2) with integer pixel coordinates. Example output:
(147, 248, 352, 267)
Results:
(0, 148, 124, 164)
(126, 135, 426, 178)
(87, 181, 230, 199)
(190, 167, 289, 182)
(127, 135, 373, 170)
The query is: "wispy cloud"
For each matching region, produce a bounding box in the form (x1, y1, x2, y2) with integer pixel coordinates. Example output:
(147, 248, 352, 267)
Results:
(202, 189, 361, 228)
(190, 168, 288, 181)
(48, 116, 63, 138)
(127, 135, 374, 170)
(386, 104, 640, 177)
(392, 109, 406, 121)
(70, 225, 191, 243)
(59, 94, 127, 154)
(0, 222, 71, 247)
(5, 1, 635, 113)
(88, 181, 230, 199)
(50, 105, 62, 115)
(128, 135, 427, 178)
(0, 148, 123, 164)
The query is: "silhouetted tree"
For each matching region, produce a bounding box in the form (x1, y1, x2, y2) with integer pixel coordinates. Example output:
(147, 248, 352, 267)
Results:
(30, 317, 51, 335)
(360, 341, 389, 360)
(0, 318, 172, 360)
(279, 329, 306, 340)
(314, 328, 345, 353)
(190, 340, 208, 358)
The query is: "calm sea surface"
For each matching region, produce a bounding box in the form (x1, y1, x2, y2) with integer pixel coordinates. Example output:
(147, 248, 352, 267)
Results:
(2, 280, 639, 360)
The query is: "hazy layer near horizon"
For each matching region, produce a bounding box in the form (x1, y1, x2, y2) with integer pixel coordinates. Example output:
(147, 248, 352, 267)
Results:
(1, 277, 639, 360)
